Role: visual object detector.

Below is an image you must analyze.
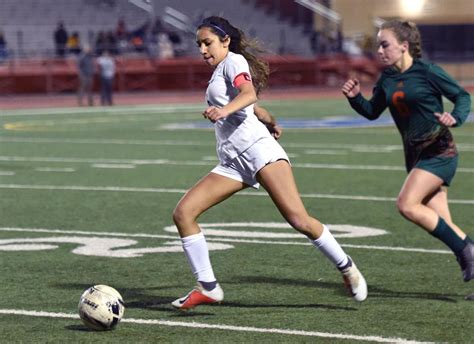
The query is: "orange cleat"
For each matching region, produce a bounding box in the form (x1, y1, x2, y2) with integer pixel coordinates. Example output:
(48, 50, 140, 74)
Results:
(171, 282, 224, 310)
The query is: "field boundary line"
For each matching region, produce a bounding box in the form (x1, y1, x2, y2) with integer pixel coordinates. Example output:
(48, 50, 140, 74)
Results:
(0, 227, 452, 255)
(0, 183, 472, 204)
(0, 104, 204, 116)
(1, 137, 474, 152)
(1, 155, 473, 172)
(0, 308, 431, 343)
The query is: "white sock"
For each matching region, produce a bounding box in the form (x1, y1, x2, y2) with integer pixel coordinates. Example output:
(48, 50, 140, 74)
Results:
(311, 225, 349, 269)
(182, 232, 216, 283)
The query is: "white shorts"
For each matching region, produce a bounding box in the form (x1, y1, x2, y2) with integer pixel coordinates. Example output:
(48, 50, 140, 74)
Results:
(211, 137, 290, 189)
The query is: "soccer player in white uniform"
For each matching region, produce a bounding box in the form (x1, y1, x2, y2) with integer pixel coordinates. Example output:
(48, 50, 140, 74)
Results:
(171, 16, 367, 310)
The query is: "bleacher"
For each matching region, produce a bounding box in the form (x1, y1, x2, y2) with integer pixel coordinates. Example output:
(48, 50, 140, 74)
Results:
(0, 0, 472, 94)
(0, 0, 315, 58)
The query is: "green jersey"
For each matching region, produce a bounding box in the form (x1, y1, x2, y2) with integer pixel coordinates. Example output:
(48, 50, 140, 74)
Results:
(348, 59, 471, 171)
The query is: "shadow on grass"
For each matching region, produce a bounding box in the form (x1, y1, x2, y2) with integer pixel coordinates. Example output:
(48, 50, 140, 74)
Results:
(365, 286, 459, 303)
(233, 275, 461, 303)
(65, 324, 99, 332)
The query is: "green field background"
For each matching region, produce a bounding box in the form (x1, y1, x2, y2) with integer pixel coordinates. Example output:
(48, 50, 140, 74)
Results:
(0, 98, 472, 343)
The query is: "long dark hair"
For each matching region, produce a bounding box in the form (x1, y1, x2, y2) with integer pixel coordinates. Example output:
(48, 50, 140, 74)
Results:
(198, 16, 269, 94)
(381, 20, 422, 58)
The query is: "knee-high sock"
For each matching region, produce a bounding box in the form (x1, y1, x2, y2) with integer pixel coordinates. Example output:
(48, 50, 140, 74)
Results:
(182, 232, 216, 283)
(431, 217, 467, 255)
(311, 225, 349, 269)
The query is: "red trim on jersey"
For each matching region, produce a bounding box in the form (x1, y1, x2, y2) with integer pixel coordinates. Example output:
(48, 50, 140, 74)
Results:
(233, 72, 252, 88)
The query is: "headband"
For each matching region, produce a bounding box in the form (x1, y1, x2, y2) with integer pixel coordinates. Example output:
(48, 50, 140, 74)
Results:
(207, 23, 228, 37)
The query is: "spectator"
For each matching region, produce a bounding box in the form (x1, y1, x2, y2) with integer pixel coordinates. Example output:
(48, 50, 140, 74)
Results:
(157, 32, 173, 59)
(95, 31, 107, 56)
(116, 17, 127, 40)
(105, 31, 118, 55)
(152, 16, 164, 35)
(167, 30, 184, 56)
(67, 32, 82, 55)
(54, 21, 68, 57)
(131, 21, 150, 53)
(0, 31, 7, 62)
(115, 18, 128, 53)
(97, 50, 115, 106)
(77, 45, 95, 106)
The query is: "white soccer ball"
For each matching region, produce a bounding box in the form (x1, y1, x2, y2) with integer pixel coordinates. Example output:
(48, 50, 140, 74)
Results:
(78, 285, 125, 331)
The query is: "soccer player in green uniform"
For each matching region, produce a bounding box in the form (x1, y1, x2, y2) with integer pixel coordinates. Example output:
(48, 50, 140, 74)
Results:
(342, 20, 473, 284)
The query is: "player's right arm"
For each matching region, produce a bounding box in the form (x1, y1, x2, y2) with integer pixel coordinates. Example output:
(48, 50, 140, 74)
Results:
(342, 78, 361, 98)
(342, 78, 387, 120)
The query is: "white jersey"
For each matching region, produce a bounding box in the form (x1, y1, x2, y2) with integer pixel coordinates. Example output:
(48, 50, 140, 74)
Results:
(206, 52, 271, 164)
(97, 55, 115, 79)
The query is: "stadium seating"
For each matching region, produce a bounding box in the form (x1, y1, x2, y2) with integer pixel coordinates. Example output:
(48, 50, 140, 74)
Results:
(0, 0, 314, 58)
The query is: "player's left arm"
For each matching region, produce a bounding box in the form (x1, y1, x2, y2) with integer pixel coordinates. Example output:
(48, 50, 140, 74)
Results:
(254, 104, 282, 139)
(428, 64, 471, 127)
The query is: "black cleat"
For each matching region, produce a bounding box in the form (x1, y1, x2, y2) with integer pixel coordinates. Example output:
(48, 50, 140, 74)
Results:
(456, 241, 474, 282)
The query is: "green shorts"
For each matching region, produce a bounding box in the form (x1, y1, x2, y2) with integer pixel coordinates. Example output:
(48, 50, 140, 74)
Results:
(415, 155, 458, 186)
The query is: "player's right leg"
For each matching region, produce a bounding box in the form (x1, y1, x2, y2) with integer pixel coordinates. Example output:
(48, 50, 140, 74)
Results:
(171, 172, 246, 310)
(257, 160, 367, 301)
(398, 169, 473, 281)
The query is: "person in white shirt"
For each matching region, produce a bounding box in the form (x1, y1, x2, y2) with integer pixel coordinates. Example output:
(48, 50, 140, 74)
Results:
(171, 16, 367, 310)
(97, 50, 115, 106)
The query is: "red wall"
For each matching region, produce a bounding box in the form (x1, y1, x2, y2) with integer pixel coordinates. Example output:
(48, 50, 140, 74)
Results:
(0, 55, 380, 94)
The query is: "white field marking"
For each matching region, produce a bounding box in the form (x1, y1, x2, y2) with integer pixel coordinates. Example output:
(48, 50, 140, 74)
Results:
(3, 116, 154, 131)
(0, 137, 212, 146)
(163, 223, 388, 239)
(1, 155, 474, 173)
(35, 167, 76, 172)
(0, 227, 451, 255)
(0, 171, 15, 175)
(0, 104, 204, 117)
(294, 163, 406, 171)
(0, 237, 232, 257)
(1, 137, 473, 153)
(91, 164, 136, 169)
(304, 149, 348, 155)
(0, 309, 430, 344)
(0, 184, 472, 205)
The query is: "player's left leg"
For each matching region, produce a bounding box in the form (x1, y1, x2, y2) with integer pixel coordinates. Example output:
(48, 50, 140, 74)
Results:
(398, 168, 473, 281)
(425, 187, 465, 238)
(425, 187, 473, 282)
(257, 160, 367, 301)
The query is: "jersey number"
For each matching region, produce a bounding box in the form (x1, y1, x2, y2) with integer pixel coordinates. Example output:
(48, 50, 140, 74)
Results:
(391, 91, 410, 117)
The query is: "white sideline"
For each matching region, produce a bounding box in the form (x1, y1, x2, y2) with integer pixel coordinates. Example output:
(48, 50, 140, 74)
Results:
(0, 183, 472, 204)
(0, 309, 430, 343)
(1, 155, 474, 172)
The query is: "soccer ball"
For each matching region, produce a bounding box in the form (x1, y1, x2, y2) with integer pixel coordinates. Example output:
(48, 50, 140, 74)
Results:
(78, 285, 125, 331)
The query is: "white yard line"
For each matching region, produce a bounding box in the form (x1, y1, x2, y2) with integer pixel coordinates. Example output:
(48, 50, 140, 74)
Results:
(35, 167, 76, 172)
(0, 104, 204, 116)
(1, 137, 473, 152)
(0, 184, 472, 204)
(0, 155, 473, 173)
(0, 227, 453, 255)
(0, 309, 431, 343)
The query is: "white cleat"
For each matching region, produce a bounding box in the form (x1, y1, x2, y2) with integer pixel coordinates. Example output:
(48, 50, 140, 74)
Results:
(171, 282, 224, 310)
(341, 257, 368, 302)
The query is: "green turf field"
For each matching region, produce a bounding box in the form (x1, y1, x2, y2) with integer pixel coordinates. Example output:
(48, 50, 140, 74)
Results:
(0, 97, 473, 343)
